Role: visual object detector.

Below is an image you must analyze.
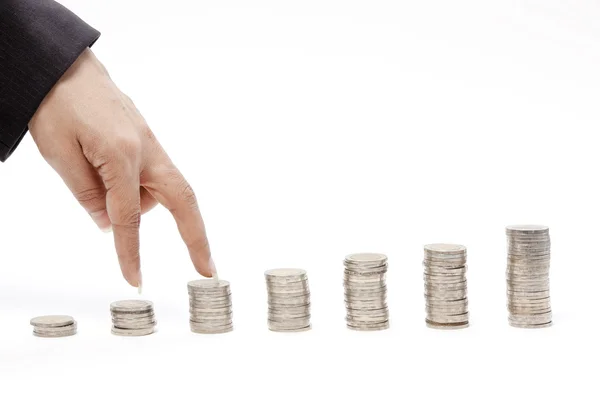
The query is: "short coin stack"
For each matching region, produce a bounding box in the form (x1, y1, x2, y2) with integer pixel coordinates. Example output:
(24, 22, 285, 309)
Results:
(343, 253, 389, 331)
(188, 279, 233, 334)
(31, 315, 77, 338)
(423, 244, 469, 329)
(265, 268, 311, 332)
(506, 225, 552, 328)
(110, 300, 156, 336)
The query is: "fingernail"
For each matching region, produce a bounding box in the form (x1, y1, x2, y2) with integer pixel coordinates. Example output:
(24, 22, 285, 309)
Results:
(90, 210, 112, 233)
(209, 258, 218, 281)
(137, 271, 143, 294)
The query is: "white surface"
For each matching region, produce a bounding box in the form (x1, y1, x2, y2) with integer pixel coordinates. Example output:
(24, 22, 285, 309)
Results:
(0, 0, 599, 398)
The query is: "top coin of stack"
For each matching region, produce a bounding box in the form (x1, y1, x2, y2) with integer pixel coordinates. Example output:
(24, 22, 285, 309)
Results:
(343, 253, 389, 331)
(265, 268, 311, 332)
(423, 244, 469, 329)
(188, 279, 233, 334)
(110, 300, 156, 336)
(30, 315, 77, 338)
(506, 225, 552, 328)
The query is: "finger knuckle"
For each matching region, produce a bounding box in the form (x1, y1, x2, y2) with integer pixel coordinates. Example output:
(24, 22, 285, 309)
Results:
(116, 136, 142, 159)
(178, 180, 198, 210)
(120, 208, 141, 228)
(140, 124, 156, 142)
(74, 187, 106, 207)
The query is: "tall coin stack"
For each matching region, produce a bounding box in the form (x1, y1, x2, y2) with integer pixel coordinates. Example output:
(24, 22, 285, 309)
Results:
(343, 253, 389, 331)
(423, 244, 469, 329)
(188, 279, 233, 334)
(506, 225, 552, 328)
(110, 300, 156, 336)
(265, 268, 311, 332)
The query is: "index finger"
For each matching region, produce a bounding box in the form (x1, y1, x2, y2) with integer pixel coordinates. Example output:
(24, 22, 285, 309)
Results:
(105, 175, 142, 287)
(141, 157, 213, 277)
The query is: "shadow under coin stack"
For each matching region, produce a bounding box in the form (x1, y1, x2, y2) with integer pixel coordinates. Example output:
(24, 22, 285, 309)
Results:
(343, 253, 389, 331)
(110, 300, 156, 336)
(423, 244, 469, 329)
(30, 315, 77, 338)
(265, 269, 311, 332)
(188, 279, 233, 334)
(506, 225, 552, 328)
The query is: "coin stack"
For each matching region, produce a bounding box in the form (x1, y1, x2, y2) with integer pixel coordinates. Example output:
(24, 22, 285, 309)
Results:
(506, 225, 552, 328)
(423, 244, 469, 329)
(265, 268, 311, 332)
(31, 315, 77, 338)
(188, 279, 233, 334)
(110, 300, 156, 336)
(343, 253, 389, 331)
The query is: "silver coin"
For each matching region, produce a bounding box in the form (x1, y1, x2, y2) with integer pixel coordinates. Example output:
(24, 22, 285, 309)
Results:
(189, 298, 232, 306)
(189, 307, 233, 316)
(268, 299, 311, 306)
(268, 320, 311, 330)
(269, 325, 312, 333)
(111, 315, 155, 323)
(265, 268, 307, 279)
(343, 268, 388, 277)
(33, 328, 77, 338)
(425, 320, 469, 330)
(425, 304, 468, 313)
(188, 279, 230, 290)
(344, 266, 388, 275)
(113, 321, 156, 330)
(508, 320, 552, 329)
(425, 282, 468, 291)
(425, 288, 468, 298)
(110, 300, 153, 313)
(426, 313, 469, 324)
(345, 315, 389, 323)
(426, 297, 468, 306)
(344, 287, 387, 296)
(111, 326, 155, 336)
(30, 315, 75, 328)
(346, 320, 389, 330)
(190, 325, 233, 334)
(112, 313, 155, 322)
(423, 267, 468, 277)
(423, 274, 466, 284)
(347, 322, 389, 331)
(190, 311, 233, 320)
(344, 272, 386, 282)
(344, 253, 387, 264)
(346, 310, 389, 318)
(34, 322, 78, 334)
(269, 311, 311, 319)
(424, 243, 467, 254)
(34, 322, 78, 335)
(506, 224, 549, 233)
(345, 303, 388, 311)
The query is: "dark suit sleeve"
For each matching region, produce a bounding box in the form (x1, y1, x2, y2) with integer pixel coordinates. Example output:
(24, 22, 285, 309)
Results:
(0, 0, 100, 162)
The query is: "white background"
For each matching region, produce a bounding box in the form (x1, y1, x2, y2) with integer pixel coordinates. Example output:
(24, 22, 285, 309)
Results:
(0, 0, 598, 398)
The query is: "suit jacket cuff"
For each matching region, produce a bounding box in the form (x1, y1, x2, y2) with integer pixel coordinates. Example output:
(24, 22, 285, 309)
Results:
(0, 0, 101, 162)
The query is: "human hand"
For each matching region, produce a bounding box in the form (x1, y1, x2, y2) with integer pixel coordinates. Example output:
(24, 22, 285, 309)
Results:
(28, 48, 215, 288)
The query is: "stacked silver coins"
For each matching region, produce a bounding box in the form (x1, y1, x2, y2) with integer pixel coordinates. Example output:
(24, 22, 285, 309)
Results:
(506, 225, 552, 328)
(30, 315, 77, 338)
(110, 300, 156, 336)
(343, 253, 389, 331)
(423, 244, 469, 329)
(265, 268, 311, 332)
(188, 279, 233, 334)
